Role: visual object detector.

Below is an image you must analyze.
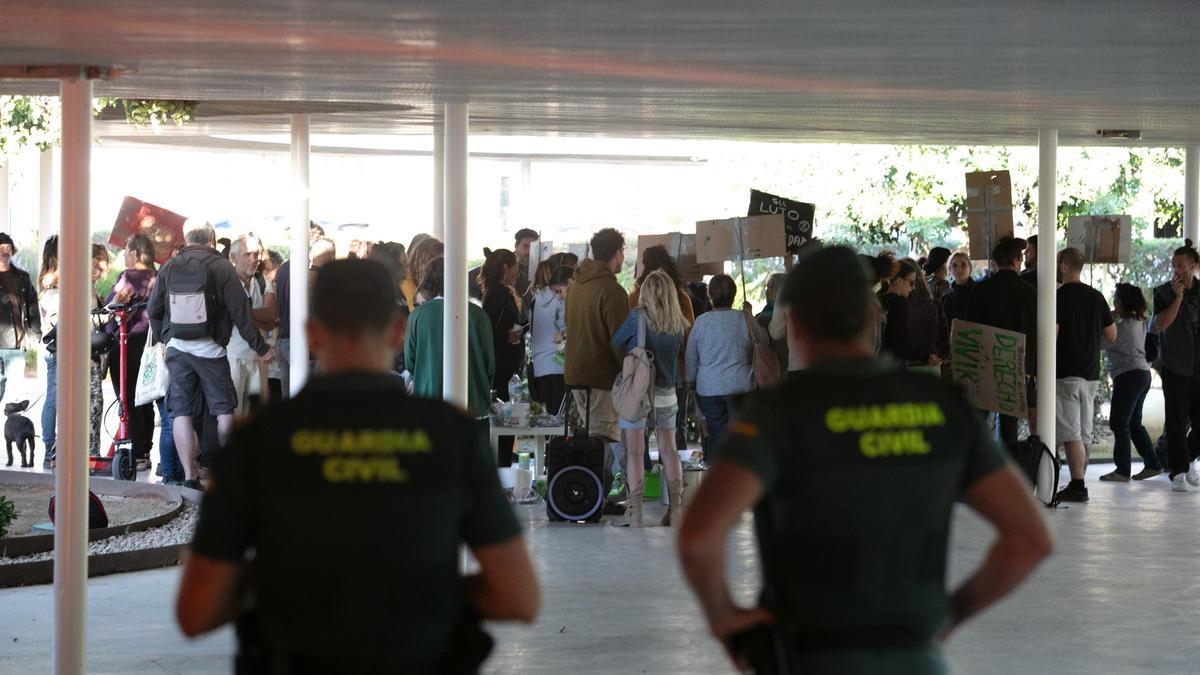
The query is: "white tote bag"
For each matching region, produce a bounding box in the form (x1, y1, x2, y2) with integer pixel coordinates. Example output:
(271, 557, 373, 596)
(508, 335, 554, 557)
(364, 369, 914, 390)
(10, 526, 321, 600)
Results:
(134, 341, 169, 406)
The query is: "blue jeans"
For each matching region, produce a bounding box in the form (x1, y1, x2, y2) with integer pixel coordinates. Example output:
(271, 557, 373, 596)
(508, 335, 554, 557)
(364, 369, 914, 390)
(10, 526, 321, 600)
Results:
(697, 394, 734, 460)
(1110, 369, 1159, 475)
(42, 354, 56, 452)
(156, 397, 183, 481)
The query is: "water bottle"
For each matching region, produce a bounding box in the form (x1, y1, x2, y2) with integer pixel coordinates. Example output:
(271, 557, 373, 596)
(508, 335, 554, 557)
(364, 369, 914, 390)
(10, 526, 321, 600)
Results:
(508, 373, 523, 402)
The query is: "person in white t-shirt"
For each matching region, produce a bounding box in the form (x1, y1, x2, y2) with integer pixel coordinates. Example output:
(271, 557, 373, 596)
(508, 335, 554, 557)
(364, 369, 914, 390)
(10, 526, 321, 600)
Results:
(227, 234, 278, 417)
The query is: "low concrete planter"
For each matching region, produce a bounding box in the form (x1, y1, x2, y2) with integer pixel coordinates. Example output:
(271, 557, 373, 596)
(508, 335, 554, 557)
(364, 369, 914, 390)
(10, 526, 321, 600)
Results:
(0, 470, 204, 588)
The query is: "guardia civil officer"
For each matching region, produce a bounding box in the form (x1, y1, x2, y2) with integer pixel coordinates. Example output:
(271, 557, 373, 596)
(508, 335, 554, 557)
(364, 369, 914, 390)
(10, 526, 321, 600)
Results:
(176, 259, 539, 674)
(678, 246, 1053, 674)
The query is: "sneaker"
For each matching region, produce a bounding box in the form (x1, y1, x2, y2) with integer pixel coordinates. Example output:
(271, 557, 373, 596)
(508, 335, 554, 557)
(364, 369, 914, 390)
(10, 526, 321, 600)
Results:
(1188, 462, 1200, 487)
(154, 464, 163, 477)
(181, 478, 203, 491)
(1099, 471, 1130, 482)
(1132, 467, 1163, 481)
(1172, 474, 1189, 492)
(1056, 483, 1089, 503)
(136, 458, 151, 472)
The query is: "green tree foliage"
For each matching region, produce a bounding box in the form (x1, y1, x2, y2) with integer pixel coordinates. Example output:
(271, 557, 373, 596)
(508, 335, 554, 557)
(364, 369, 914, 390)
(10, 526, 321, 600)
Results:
(0, 95, 196, 162)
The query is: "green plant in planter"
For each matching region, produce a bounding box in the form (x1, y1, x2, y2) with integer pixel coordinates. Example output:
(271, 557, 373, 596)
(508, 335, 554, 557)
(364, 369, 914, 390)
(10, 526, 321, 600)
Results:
(0, 495, 17, 539)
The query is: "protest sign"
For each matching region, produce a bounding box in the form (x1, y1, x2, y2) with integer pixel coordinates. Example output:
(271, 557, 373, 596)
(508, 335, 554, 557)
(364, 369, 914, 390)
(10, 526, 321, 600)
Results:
(1066, 215, 1131, 263)
(695, 214, 787, 264)
(636, 233, 723, 282)
(110, 196, 187, 264)
(950, 319, 1028, 418)
(747, 189, 815, 253)
(566, 243, 589, 260)
(964, 171, 1014, 260)
(527, 239, 552, 283)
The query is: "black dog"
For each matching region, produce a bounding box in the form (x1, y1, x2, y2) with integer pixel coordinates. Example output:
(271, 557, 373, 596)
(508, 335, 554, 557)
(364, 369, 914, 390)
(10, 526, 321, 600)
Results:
(5, 400, 36, 468)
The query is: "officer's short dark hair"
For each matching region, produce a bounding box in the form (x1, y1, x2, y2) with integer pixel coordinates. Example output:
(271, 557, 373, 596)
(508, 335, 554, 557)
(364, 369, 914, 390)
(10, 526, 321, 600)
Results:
(590, 228, 625, 263)
(779, 246, 871, 342)
(311, 259, 399, 336)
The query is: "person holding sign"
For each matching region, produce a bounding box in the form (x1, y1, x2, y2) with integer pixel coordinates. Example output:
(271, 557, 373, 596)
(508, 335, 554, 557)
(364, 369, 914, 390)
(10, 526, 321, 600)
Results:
(679, 246, 1052, 674)
(1053, 247, 1116, 503)
(963, 237, 1037, 446)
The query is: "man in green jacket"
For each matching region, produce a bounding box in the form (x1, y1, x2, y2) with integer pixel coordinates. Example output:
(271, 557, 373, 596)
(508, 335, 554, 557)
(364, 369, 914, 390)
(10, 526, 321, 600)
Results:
(565, 228, 630, 478)
(404, 257, 496, 418)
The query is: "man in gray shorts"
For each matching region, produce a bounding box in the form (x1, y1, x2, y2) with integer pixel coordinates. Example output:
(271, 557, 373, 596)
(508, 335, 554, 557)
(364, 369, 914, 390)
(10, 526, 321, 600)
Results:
(1054, 247, 1116, 502)
(148, 223, 273, 489)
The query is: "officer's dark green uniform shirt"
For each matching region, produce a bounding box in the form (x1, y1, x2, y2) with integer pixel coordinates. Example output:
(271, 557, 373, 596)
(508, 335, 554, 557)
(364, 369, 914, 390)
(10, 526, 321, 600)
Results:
(190, 372, 521, 670)
(719, 356, 1006, 674)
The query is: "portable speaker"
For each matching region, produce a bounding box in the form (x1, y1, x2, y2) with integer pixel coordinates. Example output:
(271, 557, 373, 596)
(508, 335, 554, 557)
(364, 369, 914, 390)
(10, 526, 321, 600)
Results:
(545, 435, 607, 523)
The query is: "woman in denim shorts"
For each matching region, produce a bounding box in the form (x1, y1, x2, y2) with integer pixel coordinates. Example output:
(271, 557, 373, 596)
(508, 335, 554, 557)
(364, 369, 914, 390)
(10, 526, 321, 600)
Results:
(610, 271, 690, 528)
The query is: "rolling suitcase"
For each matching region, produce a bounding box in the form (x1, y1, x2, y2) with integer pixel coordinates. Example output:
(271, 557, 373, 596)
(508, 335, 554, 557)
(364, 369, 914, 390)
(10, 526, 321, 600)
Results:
(545, 386, 610, 523)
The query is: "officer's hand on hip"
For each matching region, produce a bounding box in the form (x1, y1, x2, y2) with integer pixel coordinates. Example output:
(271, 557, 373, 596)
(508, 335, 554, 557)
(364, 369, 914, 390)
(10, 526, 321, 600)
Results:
(712, 606, 774, 669)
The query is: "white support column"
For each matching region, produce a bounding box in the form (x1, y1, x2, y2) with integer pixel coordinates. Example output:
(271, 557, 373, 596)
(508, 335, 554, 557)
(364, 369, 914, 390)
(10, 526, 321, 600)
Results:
(1185, 146, 1199, 244)
(1036, 128, 1058, 498)
(289, 113, 311, 396)
(54, 75, 92, 675)
(0, 158, 9, 234)
(433, 119, 445, 240)
(442, 103, 469, 408)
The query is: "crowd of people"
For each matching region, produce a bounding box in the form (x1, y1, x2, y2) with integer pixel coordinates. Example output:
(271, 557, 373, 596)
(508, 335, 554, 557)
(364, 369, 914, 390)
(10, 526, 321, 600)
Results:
(6, 217, 1198, 671)
(168, 240, 1053, 674)
(6, 221, 1197, 503)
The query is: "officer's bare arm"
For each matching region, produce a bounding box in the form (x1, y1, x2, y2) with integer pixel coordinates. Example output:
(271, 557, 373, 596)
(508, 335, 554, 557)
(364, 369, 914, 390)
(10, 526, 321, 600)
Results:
(947, 465, 1054, 636)
(467, 536, 539, 622)
(678, 463, 772, 648)
(176, 552, 247, 637)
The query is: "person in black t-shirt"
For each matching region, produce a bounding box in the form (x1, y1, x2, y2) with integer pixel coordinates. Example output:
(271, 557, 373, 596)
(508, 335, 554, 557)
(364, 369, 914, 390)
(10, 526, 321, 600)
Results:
(1020, 234, 1039, 289)
(1150, 242, 1200, 491)
(1054, 247, 1116, 502)
(176, 259, 538, 673)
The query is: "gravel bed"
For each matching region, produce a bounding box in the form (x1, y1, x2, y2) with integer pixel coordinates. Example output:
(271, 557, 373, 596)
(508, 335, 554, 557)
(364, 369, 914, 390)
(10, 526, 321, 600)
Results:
(0, 483, 177, 537)
(0, 503, 198, 565)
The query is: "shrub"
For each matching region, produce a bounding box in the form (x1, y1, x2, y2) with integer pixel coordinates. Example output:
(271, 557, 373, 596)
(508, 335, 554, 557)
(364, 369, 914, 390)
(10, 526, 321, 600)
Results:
(0, 495, 17, 539)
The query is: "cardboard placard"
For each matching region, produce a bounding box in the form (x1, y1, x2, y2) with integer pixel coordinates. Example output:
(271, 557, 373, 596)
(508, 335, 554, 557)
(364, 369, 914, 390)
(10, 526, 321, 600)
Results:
(527, 239, 553, 283)
(747, 189, 815, 253)
(964, 171, 1014, 261)
(1066, 215, 1131, 264)
(110, 196, 187, 264)
(566, 243, 589, 261)
(950, 319, 1028, 418)
(636, 233, 724, 282)
(695, 214, 788, 264)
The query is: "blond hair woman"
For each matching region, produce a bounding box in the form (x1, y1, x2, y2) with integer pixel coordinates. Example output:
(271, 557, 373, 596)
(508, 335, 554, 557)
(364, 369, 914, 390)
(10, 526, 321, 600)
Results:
(609, 270, 690, 527)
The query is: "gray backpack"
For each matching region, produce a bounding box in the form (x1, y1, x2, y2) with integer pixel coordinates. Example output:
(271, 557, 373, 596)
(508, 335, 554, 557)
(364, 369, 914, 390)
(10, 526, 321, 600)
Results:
(166, 253, 218, 340)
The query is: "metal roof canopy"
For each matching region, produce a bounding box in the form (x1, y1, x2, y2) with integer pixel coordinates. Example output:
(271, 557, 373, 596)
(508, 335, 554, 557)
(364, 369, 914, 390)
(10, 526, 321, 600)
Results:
(3, 1, 1200, 146)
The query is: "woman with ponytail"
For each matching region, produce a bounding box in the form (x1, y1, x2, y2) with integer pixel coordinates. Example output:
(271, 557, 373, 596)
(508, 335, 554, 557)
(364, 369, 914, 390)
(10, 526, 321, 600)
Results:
(480, 247, 525, 466)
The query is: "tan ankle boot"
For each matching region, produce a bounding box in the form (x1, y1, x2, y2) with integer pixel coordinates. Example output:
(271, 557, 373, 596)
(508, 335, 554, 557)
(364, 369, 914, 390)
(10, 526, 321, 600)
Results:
(661, 479, 683, 527)
(611, 487, 644, 528)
